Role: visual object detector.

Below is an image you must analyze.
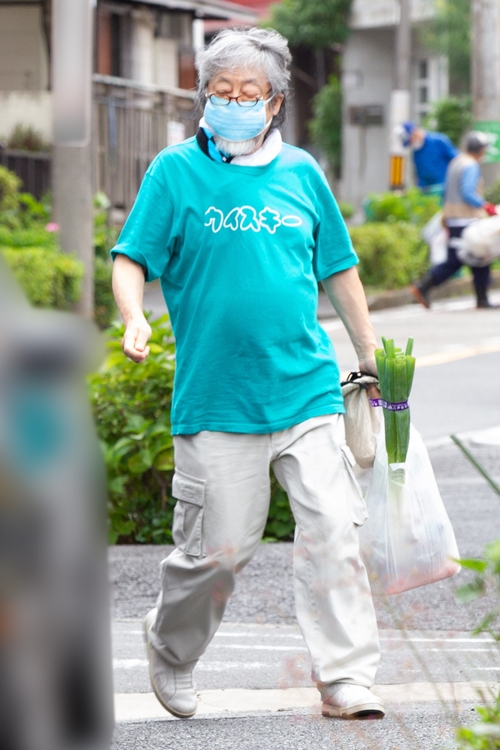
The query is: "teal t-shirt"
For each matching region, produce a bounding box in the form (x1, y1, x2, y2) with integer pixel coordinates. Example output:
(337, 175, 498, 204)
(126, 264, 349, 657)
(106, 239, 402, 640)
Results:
(111, 136, 358, 435)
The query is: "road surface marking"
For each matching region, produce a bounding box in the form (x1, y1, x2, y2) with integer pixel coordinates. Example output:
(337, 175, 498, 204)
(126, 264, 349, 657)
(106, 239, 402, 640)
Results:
(416, 341, 500, 368)
(114, 682, 500, 722)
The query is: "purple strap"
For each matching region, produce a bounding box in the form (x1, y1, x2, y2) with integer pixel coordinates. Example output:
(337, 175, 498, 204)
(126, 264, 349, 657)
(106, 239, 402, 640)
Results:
(369, 398, 409, 412)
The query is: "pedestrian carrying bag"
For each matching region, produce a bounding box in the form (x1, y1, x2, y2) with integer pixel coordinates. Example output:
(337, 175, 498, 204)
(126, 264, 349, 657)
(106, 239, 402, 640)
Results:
(341, 373, 381, 469)
(359, 424, 461, 595)
(458, 215, 500, 267)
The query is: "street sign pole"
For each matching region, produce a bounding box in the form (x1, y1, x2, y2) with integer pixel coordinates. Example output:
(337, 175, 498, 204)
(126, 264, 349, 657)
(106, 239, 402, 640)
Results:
(472, 0, 500, 183)
(51, 0, 95, 318)
(389, 0, 412, 190)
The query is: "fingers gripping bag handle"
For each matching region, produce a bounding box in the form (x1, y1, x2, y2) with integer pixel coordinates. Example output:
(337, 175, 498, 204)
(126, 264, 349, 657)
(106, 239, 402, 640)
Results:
(359, 423, 461, 595)
(341, 372, 381, 470)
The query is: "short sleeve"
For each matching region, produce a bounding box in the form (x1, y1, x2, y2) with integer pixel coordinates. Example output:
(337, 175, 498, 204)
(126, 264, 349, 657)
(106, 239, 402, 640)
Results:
(312, 170, 358, 282)
(110, 158, 174, 282)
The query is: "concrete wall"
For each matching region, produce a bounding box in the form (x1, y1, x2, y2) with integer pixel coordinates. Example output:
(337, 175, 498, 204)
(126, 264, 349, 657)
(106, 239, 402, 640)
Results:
(0, 5, 49, 91)
(0, 5, 50, 142)
(350, 0, 434, 29)
(340, 23, 449, 209)
(340, 28, 395, 208)
(0, 92, 52, 142)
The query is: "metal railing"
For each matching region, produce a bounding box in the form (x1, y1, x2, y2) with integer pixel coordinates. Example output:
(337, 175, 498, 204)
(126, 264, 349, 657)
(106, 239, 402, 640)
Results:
(92, 74, 198, 217)
(0, 146, 51, 200)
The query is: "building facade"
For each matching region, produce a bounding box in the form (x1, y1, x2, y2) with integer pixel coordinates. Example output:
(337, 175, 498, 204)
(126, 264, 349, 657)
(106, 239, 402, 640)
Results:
(340, 0, 448, 209)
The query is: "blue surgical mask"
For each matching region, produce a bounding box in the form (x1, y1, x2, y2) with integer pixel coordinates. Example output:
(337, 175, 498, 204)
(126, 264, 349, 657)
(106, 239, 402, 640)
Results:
(204, 97, 273, 142)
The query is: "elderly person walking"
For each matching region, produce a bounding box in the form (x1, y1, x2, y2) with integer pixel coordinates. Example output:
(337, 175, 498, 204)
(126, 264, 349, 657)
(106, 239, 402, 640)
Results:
(111, 28, 384, 720)
(411, 131, 498, 309)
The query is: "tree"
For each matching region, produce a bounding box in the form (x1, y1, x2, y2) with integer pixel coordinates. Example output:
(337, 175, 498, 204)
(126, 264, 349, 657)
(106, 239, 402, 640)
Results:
(423, 96, 472, 145)
(420, 0, 471, 94)
(308, 75, 342, 177)
(267, 0, 353, 50)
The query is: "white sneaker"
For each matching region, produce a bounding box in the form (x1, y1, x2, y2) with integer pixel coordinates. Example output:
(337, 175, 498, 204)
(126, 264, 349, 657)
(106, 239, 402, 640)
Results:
(321, 684, 385, 719)
(143, 609, 197, 719)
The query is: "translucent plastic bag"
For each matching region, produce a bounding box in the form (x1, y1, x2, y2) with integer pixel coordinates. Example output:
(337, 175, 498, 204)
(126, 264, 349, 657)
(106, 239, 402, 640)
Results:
(359, 424, 460, 595)
(458, 216, 500, 267)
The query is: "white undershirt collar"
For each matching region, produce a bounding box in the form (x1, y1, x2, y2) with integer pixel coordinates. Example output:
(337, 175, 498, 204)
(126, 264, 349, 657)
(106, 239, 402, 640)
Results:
(199, 117, 283, 166)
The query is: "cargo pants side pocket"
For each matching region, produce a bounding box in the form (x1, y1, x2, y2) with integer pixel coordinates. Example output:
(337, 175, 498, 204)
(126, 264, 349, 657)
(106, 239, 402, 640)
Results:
(172, 470, 206, 557)
(340, 444, 369, 527)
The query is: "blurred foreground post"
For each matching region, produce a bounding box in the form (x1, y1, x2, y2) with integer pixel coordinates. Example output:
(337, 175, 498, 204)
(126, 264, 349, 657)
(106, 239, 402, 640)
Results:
(389, 0, 411, 190)
(51, 0, 94, 319)
(472, 0, 500, 185)
(0, 260, 113, 750)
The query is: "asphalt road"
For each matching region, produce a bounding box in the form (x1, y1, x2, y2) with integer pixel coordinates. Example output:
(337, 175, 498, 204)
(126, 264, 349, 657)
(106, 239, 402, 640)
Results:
(113, 288, 500, 749)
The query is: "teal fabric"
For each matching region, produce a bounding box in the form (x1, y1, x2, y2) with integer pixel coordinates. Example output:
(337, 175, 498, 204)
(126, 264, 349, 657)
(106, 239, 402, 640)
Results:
(111, 137, 358, 435)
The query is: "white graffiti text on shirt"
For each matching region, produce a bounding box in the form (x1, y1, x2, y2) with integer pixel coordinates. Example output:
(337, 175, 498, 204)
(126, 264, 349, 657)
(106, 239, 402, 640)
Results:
(204, 206, 302, 234)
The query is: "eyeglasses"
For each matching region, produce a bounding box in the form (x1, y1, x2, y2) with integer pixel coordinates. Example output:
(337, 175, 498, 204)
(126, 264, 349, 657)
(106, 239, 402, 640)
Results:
(205, 92, 273, 108)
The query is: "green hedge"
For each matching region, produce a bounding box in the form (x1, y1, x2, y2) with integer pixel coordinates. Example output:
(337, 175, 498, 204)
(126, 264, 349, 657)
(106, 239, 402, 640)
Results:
(0, 168, 116, 326)
(363, 187, 440, 226)
(350, 222, 429, 289)
(2, 246, 83, 308)
(90, 316, 295, 544)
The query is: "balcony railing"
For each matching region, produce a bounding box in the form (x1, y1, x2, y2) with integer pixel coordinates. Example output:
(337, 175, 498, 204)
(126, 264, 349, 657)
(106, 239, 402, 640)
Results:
(93, 74, 198, 218)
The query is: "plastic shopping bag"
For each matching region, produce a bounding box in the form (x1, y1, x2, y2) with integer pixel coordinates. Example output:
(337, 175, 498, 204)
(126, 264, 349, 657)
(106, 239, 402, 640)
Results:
(359, 424, 461, 595)
(458, 216, 500, 267)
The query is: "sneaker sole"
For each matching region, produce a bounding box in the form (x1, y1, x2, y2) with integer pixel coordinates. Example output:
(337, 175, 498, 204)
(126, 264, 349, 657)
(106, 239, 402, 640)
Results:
(143, 615, 197, 720)
(409, 284, 431, 309)
(322, 701, 385, 720)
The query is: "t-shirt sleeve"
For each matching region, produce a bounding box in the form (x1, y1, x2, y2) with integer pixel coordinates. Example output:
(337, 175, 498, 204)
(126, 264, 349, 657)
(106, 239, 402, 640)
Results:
(311, 169, 358, 282)
(110, 157, 174, 282)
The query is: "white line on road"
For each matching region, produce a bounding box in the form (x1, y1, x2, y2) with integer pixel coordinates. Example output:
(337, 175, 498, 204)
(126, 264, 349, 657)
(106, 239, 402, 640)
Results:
(113, 659, 273, 671)
(115, 682, 500, 722)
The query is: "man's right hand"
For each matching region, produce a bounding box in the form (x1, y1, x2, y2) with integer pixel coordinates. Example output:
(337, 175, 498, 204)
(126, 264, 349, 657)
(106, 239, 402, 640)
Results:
(122, 317, 152, 363)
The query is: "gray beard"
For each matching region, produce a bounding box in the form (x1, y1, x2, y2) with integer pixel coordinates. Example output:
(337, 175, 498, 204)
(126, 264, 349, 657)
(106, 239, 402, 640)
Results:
(212, 132, 264, 157)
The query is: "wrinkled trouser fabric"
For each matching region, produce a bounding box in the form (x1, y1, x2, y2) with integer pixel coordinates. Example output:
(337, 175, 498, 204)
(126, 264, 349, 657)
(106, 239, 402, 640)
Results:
(150, 414, 380, 694)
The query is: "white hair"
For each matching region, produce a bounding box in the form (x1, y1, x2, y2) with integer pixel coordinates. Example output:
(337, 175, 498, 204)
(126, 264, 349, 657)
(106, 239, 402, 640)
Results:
(195, 27, 292, 128)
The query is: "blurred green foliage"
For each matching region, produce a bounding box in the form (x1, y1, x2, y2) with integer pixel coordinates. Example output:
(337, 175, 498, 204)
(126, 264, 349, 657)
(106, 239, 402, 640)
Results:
(363, 188, 440, 226)
(420, 0, 471, 95)
(0, 167, 116, 327)
(423, 96, 472, 146)
(485, 179, 500, 207)
(338, 201, 354, 220)
(3, 246, 83, 308)
(89, 315, 176, 544)
(267, 0, 352, 50)
(308, 75, 342, 178)
(455, 540, 500, 748)
(350, 222, 429, 289)
(6, 123, 50, 152)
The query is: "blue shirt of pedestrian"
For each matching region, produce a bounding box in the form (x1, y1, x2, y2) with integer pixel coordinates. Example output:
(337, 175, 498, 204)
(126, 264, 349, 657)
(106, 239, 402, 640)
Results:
(459, 162, 485, 207)
(413, 132, 459, 188)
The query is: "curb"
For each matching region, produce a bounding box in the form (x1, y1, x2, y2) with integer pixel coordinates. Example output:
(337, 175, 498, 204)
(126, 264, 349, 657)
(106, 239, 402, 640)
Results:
(317, 270, 500, 319)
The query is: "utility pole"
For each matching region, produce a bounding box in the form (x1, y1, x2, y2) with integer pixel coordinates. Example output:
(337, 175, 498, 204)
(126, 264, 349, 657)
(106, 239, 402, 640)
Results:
(389, 0, 412, 190)
(52, 0, 94, 319)
(472, 0, 500, 185)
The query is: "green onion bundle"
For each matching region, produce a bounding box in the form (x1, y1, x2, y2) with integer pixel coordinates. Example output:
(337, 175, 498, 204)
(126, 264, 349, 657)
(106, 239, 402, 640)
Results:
(375, 337, 416, 465)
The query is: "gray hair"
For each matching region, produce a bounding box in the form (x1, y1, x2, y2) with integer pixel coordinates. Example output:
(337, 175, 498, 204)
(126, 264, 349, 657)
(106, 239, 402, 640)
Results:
(195, 27, 292, 128)
(466, 131, 489, 155)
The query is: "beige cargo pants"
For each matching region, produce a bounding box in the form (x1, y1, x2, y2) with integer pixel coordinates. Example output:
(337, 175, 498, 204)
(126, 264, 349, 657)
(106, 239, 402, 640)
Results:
(150, 414, 380, 697)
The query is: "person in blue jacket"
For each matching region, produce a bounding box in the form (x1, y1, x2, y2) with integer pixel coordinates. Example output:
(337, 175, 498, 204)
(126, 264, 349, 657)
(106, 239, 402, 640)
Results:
(401, 122, 459, 199)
